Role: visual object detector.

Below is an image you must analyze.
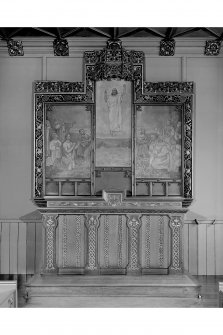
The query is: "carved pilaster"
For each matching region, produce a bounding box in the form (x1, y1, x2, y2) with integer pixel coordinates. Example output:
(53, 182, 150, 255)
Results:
(126, 214, 142, 273)
(42, 214, 58, 273)
(85, 214, 100, 272)
(169, 216, 183, 273)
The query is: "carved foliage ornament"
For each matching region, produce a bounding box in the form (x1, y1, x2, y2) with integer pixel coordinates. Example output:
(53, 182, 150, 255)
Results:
(205, 40, 221, 56)
(169, 216, 183, 272)
(160, 39, 175, 56)
(53, 38, 69, 56)
(42, 214, 58, 272)
(7, 39, 24, 56)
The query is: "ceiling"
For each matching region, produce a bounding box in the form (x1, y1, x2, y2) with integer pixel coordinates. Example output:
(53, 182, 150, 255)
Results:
(0, 27, 223, 40)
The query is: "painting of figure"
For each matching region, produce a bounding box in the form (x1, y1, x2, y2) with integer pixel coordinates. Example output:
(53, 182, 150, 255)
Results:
(136, 106, 182, 179)
(45, 105, 91, 179)
(96, 80, 132, 167)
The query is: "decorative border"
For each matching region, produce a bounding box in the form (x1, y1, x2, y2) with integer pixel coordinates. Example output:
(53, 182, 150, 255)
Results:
(135, 95, 193, 206)
(33, 38, 193, 207)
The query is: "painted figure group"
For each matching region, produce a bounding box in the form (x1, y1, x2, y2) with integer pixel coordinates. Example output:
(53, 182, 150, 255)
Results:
(137, 119, 181, 177)
(46, 126, 91, 172)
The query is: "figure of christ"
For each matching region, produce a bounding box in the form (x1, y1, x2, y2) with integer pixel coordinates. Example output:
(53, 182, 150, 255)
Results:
(104, 85, 126, 136)
(61, 134, 77, 171)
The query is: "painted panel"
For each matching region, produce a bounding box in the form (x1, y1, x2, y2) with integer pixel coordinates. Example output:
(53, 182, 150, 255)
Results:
(96, 80, 132, 167)
(0, 223, 10, 274)
(215, 223, 223, 275)
(9, 222, 19, 275)
(26, 222, 36, 274)
(35, 222, 43, 274)
(18, 221, 27, 274)
(206, 224, 216, 275)
(188, 224, 198, 275)
(45, 105, 91, 179)
(183, 223, 189, 272)
(197, 224, 207, 275)
(136, 106, 182, 179)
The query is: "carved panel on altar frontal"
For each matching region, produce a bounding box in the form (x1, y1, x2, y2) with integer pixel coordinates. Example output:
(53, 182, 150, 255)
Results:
(33, 38, 193, 208)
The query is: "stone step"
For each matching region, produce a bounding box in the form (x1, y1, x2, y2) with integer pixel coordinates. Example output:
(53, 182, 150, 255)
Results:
(24, 296, 204, 308)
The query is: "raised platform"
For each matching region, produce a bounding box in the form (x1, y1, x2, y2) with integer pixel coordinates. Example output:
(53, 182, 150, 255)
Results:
(24, 274, 201, 308)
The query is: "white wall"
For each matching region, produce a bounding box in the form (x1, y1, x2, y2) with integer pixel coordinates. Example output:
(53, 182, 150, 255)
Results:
(0, 37, 223, 223)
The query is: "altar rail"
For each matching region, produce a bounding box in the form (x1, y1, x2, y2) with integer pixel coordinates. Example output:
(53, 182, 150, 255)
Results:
(0, 219, 223, 275)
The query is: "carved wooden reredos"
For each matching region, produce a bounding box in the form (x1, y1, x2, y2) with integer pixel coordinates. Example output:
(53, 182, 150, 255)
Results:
(33, 38, 194, 209)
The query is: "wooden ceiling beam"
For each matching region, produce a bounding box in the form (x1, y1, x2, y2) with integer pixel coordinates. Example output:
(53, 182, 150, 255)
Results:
(174, 27, 201, 38)
(32, 27, 57, 37)
(8, 28, 24, 38)
(62, 28, 82, 38)
(165, 27, 177, 39)
(144, 28, 165, 38)
(202, 27, 221, 39)
(88, 27, 111, 38)
(118, 28, 142, 38)
(112, 27, 118, 39)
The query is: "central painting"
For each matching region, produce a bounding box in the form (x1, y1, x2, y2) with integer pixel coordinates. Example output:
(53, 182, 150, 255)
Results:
(96, 80, 132, 167)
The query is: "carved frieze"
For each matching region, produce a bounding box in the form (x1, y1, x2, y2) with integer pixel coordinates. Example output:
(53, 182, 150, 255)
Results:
(143, 82, 194, 94)
(42, 214, 58, 272)
(160, 39, 175, 56)
(85, 215, 100, 271)
(7, 39, 24, 56)
(205, 40, 221, 56)
(127, 215, 142, 271)
(169, 216, 183, 273)
(53, 38, 69, 56)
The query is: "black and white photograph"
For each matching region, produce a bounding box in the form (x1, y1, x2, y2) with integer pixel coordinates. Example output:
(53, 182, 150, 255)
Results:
(0, 1, 223, 334)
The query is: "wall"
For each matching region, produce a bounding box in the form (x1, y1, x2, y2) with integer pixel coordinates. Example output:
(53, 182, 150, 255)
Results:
(0, 37, 223, 274)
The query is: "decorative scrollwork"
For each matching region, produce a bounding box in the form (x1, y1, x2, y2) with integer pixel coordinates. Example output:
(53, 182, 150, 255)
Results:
(53, 38, 69, 56)
(34, 81, 85, 93)
(160, 39, 176, 56)
(205, 40, 221, 56)
(184, 96, 193, 199)
(143, 82, 194, 94)
(7, 39, 24, 56)
(159, 216, 164, 268)
(127, 215, 141, 271)
(84, 39, 144, 81)
(169, 216, 183, 272)
(104, 216, 109, 268)
(42, 214, 58, 272)
(85, 215, 99, 270)
(117, 216, 123, 268)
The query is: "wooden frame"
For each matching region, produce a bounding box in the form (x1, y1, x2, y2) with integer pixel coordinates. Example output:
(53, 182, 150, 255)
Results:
(33, 39, 193, 207)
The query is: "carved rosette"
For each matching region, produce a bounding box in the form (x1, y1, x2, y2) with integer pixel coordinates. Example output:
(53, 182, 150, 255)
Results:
(205, 40, 221, 56)
(42, 214, 58, 273)
(127, 215, 142, 272)
(7, 39, 24, 56)
(160, 39, 175, 56)
(169, 216, 183, 273)
(85, 215, 100, 271)
(53, 38, 69, 56)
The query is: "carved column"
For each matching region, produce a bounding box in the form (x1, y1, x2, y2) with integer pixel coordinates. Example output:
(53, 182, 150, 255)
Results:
(85, 214, 100, 274)
(42, 214, 58, 273)
(126, 214, 142, 274)
(169, 215, 184, 273)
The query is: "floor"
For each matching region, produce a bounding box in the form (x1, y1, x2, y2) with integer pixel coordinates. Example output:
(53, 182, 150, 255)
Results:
(16, 275, 223, 308)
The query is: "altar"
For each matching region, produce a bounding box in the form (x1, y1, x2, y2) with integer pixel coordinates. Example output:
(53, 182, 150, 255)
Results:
(33, 38, 193, 278)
